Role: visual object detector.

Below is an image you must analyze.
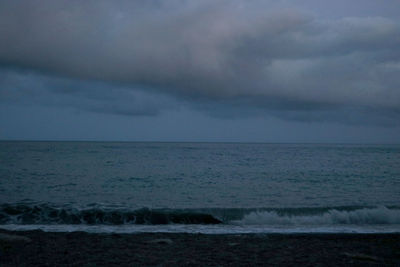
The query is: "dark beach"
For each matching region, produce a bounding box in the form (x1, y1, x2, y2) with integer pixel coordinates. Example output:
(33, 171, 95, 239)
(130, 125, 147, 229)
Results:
(1, 229, 399, 266)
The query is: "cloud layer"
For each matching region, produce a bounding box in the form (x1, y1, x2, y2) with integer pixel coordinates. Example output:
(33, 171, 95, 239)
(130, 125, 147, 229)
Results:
(0, 0, 399, 124)
(0, 68, 177, 116)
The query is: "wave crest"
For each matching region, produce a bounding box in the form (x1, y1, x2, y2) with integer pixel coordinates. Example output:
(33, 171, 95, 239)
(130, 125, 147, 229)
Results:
(0, 204, 222, 225)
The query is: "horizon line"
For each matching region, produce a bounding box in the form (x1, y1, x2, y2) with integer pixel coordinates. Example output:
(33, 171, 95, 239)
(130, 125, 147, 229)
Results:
(0, 139, 399, 145)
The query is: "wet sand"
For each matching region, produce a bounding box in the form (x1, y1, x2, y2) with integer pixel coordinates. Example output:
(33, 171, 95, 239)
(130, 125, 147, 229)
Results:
(0, 229, 399, 266)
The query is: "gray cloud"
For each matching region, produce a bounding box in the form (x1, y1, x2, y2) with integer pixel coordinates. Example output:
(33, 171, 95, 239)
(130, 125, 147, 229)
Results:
(0, 68, 177, 116)
(0, 0, 399, 124)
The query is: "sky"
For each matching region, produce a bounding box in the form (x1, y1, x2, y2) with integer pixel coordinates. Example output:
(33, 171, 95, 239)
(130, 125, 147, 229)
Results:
(0, 0, 399, 143)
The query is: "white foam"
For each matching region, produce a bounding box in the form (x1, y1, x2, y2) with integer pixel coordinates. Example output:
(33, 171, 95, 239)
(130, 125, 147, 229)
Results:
(235, 206, 400, 225)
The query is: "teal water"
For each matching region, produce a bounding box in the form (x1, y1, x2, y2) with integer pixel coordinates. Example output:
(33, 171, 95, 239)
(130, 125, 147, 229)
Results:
(0, 141, 399, 233)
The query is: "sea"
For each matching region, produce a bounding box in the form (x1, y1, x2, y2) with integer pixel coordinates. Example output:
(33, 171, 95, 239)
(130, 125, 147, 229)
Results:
(0, 141, 399, 234)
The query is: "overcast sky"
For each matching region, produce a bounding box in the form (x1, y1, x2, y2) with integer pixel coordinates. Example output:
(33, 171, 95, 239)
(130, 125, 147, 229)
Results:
(0, 0, 399, 143)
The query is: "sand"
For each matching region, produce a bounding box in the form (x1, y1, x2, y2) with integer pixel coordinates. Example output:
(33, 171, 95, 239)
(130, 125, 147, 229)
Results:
(0, 229, 399, 266)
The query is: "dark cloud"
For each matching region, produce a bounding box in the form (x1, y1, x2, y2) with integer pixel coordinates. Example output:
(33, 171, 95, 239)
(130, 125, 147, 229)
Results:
(0, 68, 177, 116)
(0, 0, 399, 125)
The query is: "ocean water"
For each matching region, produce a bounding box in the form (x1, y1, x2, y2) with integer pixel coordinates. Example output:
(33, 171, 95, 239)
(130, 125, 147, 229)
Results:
(0, 141, 399, 234)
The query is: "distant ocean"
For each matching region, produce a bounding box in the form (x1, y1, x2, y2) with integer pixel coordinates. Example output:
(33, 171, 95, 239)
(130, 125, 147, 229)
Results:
(0, 141, 399, 234)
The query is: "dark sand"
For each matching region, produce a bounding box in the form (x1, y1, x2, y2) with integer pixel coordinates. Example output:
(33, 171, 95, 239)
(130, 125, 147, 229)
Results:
(0, 229, 399, 266)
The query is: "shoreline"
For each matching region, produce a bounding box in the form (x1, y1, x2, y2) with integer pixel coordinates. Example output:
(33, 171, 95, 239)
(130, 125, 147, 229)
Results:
(1, 229, 399, 266)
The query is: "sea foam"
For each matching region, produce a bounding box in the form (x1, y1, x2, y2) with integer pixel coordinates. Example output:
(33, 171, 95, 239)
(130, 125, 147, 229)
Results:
(236, 206, 400, 225)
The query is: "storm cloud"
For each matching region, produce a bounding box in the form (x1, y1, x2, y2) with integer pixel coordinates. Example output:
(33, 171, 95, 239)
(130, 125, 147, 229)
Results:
(0, 0, 399, 125)
(0, 68, 178, 116)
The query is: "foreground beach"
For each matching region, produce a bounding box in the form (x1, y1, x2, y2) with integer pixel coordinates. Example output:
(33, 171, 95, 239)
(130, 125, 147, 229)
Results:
(0, 229, 399, 266)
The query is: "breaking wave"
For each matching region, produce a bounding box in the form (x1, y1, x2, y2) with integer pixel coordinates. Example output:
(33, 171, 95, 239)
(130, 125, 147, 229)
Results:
(0, 204, 222, 225)
(236, 206, 400, 225)
(1, 203, 399, 227)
